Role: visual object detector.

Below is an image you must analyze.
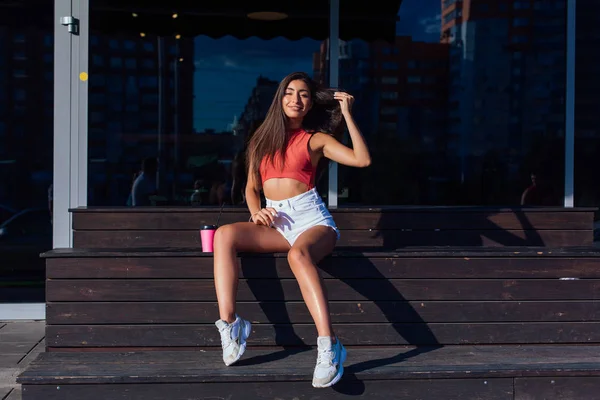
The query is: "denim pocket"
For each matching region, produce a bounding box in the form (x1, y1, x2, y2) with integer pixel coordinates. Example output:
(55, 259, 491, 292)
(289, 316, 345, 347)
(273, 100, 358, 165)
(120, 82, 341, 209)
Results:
(291, 199, 318, 213)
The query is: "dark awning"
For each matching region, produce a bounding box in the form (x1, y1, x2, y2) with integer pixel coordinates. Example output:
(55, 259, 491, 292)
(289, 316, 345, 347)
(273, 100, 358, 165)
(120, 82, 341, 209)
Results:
(89, 0, 402, 42)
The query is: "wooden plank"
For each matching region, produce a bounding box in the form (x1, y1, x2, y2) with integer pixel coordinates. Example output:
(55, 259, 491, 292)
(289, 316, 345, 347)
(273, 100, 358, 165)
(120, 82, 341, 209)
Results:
(343, 211, 592, 230)
(46, 256, 600, 279)
(45, 322, 600, 347)
(44, 246, 600, 258)
(45, 279, 600, 302)
(338, 229, 592, 248)
(20, 345, 600, 383)
(72, 209, 592, 230)
(23, 345, 600, 383)
(69, 205, 597, 212)
(21, 379, 513, 400)
(73, 229, 593, 248)
(45, 301, 600, 324)
(515, 377, 600, 400)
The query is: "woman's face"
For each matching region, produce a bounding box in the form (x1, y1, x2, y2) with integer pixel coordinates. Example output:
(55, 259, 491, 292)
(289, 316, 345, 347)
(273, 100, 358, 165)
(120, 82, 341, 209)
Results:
(282, 79, 312, 120)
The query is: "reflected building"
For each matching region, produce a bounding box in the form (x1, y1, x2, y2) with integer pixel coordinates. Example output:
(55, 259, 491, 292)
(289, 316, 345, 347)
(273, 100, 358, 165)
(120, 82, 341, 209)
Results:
(313, 40, 375, 137)
(0, 26, 54, 209)
(314, 38, 448, 144)
(314, 37, 449, 204)
(441, 0, 568, 199)
(87, 34, 195, 205)
(237, 76, 278, 140)
(574, 0, 600, 205)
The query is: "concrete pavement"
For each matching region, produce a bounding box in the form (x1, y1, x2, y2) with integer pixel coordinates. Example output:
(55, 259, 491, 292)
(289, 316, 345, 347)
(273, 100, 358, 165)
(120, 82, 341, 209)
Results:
(0, 321, 45, 400)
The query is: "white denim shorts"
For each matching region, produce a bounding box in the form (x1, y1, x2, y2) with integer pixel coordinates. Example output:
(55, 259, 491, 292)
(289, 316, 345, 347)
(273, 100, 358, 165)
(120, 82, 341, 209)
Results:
(265, 188, 340, 246)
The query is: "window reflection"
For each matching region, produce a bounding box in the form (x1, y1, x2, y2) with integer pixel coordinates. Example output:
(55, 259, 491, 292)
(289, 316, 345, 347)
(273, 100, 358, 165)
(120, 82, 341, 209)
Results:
(88, 5, 323, 207)
(0, 2, 53, 302)
(318, 0, 567, 206)
(85, 0, 581, 209)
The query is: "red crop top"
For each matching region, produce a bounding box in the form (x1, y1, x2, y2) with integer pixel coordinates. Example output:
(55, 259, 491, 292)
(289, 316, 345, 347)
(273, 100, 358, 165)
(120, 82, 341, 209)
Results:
(259, 128, 317, 189)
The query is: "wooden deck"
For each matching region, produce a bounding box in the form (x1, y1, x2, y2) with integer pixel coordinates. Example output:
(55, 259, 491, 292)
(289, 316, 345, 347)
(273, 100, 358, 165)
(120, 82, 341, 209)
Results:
(18, 346, 600, 399)
(16, 206, 600, 399)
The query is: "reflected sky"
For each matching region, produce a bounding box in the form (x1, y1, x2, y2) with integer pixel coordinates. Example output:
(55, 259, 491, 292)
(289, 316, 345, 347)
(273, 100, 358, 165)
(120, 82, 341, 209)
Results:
(192, 0, 441, 132)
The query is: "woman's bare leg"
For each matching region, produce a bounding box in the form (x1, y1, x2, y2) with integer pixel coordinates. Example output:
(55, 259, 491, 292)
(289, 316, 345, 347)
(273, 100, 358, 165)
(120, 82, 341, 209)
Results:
(287, 226, 337, 337)
(214, 222, 290, 323)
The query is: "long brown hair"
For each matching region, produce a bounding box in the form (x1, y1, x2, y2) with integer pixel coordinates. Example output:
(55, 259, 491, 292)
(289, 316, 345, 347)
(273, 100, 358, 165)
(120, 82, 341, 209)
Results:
(246, 71, 344, 188)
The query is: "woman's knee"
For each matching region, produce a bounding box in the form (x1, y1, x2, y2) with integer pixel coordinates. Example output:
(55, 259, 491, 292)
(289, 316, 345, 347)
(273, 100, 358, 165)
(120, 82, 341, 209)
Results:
(214, 224, 238, 250)
(287, 246, 311, 267)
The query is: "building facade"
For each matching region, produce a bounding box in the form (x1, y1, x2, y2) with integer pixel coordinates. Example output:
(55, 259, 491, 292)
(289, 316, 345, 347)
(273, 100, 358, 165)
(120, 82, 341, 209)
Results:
(0, 0, 585, 317)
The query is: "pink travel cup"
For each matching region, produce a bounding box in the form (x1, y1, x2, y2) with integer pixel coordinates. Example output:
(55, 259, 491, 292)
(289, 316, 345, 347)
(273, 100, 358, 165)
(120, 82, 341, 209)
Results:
(200, 225, 217, 252)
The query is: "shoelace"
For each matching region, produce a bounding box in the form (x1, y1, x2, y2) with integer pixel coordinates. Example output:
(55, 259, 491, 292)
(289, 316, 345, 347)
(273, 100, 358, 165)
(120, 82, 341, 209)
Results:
(219, 325, 232, 349)
(316, 346, 335, 366)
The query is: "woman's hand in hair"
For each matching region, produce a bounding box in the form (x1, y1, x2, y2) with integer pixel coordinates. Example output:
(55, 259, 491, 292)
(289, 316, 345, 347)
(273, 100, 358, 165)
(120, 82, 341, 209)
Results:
(334, 92, 354, 117)
(251, 207, 278, 226)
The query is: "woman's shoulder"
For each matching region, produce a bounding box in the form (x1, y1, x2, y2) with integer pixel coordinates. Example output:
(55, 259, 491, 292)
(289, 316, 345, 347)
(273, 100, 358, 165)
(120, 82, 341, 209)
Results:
(307, 131, 335, 150)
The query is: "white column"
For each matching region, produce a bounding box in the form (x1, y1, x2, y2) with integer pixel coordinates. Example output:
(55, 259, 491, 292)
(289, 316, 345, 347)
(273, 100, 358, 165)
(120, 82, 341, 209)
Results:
(564, 0, 576, 207)
(328, 0, 340, 208)
(53, 0, 88, 248)
(53, 0, 74, 248)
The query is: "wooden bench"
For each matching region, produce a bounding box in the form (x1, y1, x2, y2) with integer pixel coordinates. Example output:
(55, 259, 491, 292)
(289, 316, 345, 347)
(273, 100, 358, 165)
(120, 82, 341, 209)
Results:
(70, 206, 595, 248)
(38, 247, 600, 350)
(16, 206, 600, 398)
(17, 246, 600, 398)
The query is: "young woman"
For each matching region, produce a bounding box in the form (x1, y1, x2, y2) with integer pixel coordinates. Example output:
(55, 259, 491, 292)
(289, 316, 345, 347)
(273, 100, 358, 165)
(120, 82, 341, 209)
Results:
(213, 71, 371, 388)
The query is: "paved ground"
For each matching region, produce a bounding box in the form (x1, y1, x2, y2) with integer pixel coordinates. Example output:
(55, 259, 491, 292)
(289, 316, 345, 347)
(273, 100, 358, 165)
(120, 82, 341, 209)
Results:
(0, 321, 45, 400)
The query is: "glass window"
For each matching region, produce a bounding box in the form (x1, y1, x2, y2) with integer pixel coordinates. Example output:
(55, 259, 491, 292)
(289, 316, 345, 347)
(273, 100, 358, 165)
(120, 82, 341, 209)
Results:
(443, 10, 457, 25)
(575, 0, 600, 215)
(14, 89, 26, 101)
(382, 62, 398, 70)
(92, 54, 104, 66)
(513, 18, 529, 27)
(81, 0, 573, 212)
(125, 58, 136, 69)
(0, 1, 53, 302)
(512, 35, 529, 43)
(142, 59, 155, 69)
(381, 92, 399, 100)
(329, 0, 566, 206)
(514, 1, 530, 9)
(88, 2, 324, 207)
(110, 57, 122, 68)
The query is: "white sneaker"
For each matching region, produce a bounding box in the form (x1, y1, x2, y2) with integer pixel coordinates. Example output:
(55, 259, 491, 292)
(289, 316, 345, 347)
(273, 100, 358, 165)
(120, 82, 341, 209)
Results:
(215, 315, 252, 366)
(312, 336, 347, 388)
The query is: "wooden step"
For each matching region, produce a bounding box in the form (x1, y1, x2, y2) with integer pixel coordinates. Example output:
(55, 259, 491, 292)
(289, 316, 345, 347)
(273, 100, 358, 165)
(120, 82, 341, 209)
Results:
(70, 206, 596, 248)
(41, 247, 600, 351)
(17, 345, 600, 399)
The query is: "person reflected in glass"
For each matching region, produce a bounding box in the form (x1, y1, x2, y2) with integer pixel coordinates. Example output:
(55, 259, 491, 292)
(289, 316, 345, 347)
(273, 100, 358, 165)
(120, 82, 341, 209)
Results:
(190, 179, 204, 206)
(213, 72, 371, 388)
(131, 157, 158, 207)
(521, 171, 553, 206)
(209, 163, 230, 206)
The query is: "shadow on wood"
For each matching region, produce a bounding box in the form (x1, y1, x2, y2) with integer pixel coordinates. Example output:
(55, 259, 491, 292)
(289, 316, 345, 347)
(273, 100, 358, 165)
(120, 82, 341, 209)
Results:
(373, 209, 546, 249)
